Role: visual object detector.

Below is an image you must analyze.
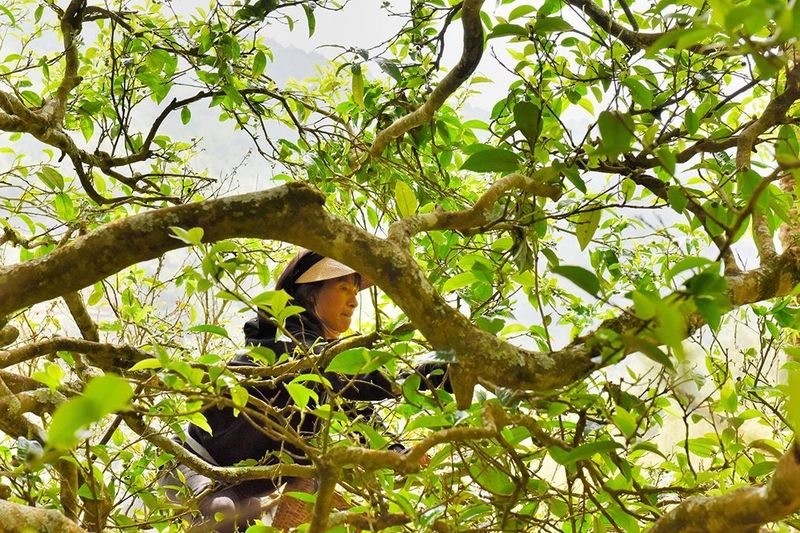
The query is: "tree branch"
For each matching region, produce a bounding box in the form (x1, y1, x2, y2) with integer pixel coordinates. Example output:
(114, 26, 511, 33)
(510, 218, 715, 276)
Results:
(367, 0, 486, 159)
(0, 325, 19, 347)
(388, 168, 563, 245)
(650, 442, 800, 532)
(734, 64, 800, 260)
(1, 183, 799, 397)
(779, 170, 799, 251)
(565, 0, 665, 50)
(565, 0, 729, 55)
(48, 0, 86, 125)
(0, 370, 41, 393)
(0, 499, 87, 533)
(308, 462, 339, 532)
(0, 337, 149, 370)
(62, 292, 99, 342)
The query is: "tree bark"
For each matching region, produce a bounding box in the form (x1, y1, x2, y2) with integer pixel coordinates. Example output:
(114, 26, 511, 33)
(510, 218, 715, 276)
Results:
(649, 442, 800, 532)
(0, 499, 87, 533)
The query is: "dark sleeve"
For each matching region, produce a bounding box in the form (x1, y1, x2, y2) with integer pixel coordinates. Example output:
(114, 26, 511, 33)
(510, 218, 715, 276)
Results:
(324, 370, 397, 401)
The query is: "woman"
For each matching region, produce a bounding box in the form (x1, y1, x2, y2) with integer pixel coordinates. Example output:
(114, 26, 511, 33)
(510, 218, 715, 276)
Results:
(162, 249, 397, 532)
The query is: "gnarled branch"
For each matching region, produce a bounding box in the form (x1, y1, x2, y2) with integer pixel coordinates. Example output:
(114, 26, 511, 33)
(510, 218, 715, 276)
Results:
(0, 499, 87, 533)
(388, 168, 563, 245)
(650, 442, 800, 532)
(1, 183, 800, 397)
(367, 0, 486, 159)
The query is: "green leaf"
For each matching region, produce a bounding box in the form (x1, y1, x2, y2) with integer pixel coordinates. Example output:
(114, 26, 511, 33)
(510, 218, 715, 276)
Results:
(406, 414, 451, 432)
(573, 207, 602, 250)
(303, 4, 316, 37)
(719, 378, 738, 413)
(21, 90, 42, 107)
(621, 334, 674, 370)
(48, 374, 133, 449)
(685, 108, 699, 134)
(461, 148, 519, 173)
(513, 101, 542, 147)
(285, 382, 317, 410)
(632, 291, 657, 320)
(37, 167, 64, 191)
(533, 16, 572, 34)
(230, 385, 249, 410)
(470, 462, 516, 495)
(597, 111, 634, 158)
(748, 460, 777, 478)
(32, 362, 64, 391)
(253, 50, 266, 78)
(326, 347, 369, 374)
(169, 226, 204, 246)
(551, 265, 601, 297)
(667, 185, 689, 213)
(375, 58, 402, 82)
(622, 78, 653, 108)
(80, 115, 94, 141)
(442, 271, 479, 293)
(554, 441, 622, 465)
(631, 441, 667, 459)
(251, 290, 292, 316)
(652, 302, 687, 354)
(488, 23, 528, 39)
(395, 181, 418, 217)
(656, 147, 676, 175)
(0, 5, 16, 25)
(785, 363, 800, 438)
(351, 63, 364, 107)
(665, 257, 713, 284)
(54, 193, 75, 221)
(129, 358, 163, 371)
(188, 324, 230, 339)
(181, 106, 191, 125)
(87, 282, 104, 306)
(613, 406, 637, 439)
(185, 412, 212, 435)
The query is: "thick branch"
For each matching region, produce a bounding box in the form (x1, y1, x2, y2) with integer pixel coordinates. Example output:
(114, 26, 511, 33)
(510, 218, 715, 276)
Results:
(49, 0, 86, 124)
(0, 390, 46, 442)
(650, 442, 800, 532)
(1, 183, 800, 395)
(566, 0, 665, 49)
(779, 171, 799, 251)
(388, 168, 562, 244)
(308, 463, 339, 532)
(736, 65, 800, 169)
(367, 0, 485, 158)
(0, 337, 149, 370)
(0, 370, 41, 393)
(0, 499, 87, 533)
(736, 65, 800, 259)
(0, 325, 19, 347)
(566, 0, 729, 55)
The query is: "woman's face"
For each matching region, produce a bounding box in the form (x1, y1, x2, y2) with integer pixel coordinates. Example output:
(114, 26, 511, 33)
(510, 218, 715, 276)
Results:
(314, 275, 359, 339)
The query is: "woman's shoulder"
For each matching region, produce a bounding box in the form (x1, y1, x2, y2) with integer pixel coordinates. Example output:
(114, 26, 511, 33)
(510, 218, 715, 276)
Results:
(243, 313, 325, 349)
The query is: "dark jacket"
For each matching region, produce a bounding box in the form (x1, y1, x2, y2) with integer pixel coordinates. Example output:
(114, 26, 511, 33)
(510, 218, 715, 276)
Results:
(185, 312, 395, 494)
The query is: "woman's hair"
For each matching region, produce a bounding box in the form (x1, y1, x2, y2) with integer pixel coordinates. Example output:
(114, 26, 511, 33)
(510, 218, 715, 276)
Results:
(275, 250, 361, 316)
